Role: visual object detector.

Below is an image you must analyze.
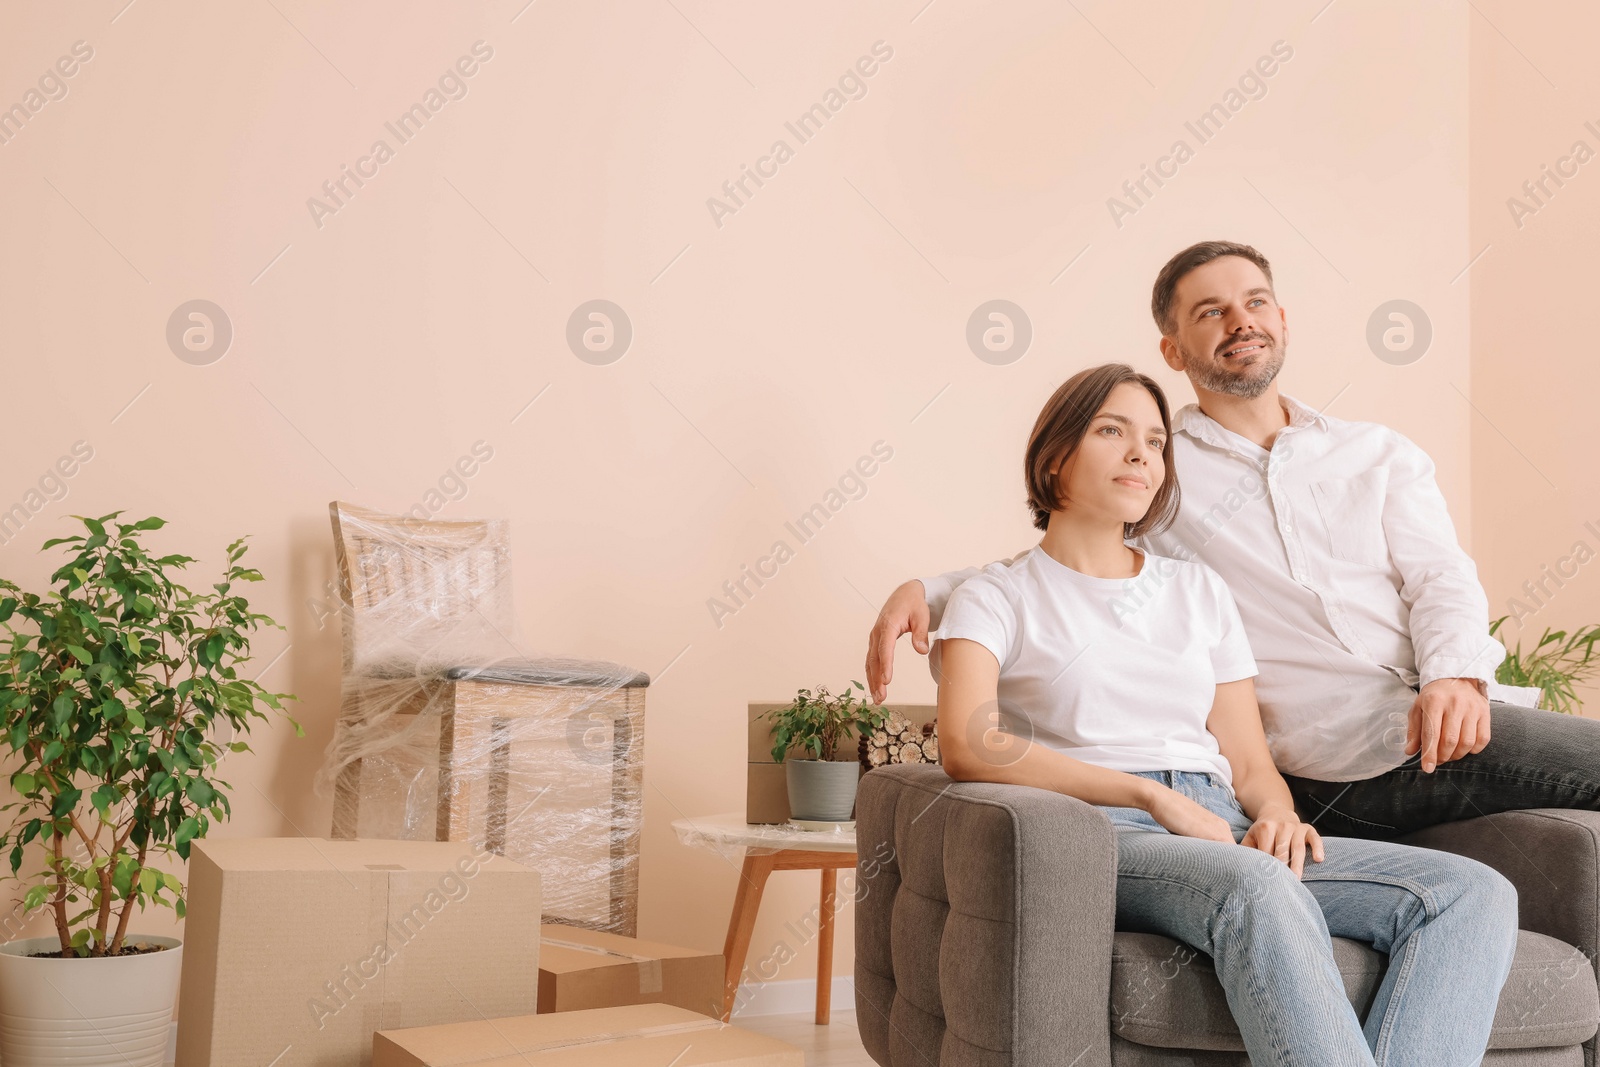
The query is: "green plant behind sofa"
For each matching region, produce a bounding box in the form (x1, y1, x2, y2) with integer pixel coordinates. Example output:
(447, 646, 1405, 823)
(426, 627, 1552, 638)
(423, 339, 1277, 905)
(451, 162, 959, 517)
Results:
(1492, 615, 1600, 716)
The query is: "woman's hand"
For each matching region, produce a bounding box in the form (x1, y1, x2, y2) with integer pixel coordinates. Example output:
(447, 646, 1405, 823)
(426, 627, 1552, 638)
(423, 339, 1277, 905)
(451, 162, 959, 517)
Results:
(1240, 803, 1325, 878)
(1204, 678, 1327, 878)
(1145, 787, 1237, 843)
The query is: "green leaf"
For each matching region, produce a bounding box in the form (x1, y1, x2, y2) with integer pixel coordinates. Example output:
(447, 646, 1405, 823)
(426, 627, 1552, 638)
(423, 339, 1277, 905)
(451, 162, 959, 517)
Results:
(90, 785, 119, 820)
(66, 644, 93, 665)
(11, 773, 35, 795)
(175, 816, 200, 859)
(131, 517, 166, 531)
(50, 788, 82, 817)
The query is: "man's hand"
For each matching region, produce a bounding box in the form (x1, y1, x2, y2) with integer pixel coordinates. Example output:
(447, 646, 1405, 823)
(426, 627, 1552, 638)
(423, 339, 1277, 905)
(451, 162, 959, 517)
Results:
(865, 580, 931, 704)
(1405, 678, 1491, 773)
(1241, 802, 1325, 879)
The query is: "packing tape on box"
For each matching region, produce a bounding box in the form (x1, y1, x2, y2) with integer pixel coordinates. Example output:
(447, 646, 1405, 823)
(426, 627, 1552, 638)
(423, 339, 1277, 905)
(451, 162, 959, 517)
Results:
(504, 1017, 722, 1057)
(377, 866, 406, 1030)
(540, 935, 663, 994)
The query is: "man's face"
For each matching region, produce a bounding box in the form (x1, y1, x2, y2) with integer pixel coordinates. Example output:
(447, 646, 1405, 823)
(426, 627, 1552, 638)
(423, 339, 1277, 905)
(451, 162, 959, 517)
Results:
(1161, 256, 1287, 399)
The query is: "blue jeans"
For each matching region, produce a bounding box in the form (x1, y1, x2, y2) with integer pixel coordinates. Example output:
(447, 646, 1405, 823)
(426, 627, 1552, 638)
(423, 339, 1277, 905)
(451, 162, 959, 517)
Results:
(1100, 769, 1520, 1066)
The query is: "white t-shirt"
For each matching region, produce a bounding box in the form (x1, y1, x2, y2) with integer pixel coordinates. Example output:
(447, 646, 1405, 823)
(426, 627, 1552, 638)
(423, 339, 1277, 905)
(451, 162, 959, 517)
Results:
(929, 545, 1258, 789)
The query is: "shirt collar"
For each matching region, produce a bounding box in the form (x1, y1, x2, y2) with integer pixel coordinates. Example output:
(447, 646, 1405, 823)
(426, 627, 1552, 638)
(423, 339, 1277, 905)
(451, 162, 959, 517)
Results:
(1174, 394, 1329, 449)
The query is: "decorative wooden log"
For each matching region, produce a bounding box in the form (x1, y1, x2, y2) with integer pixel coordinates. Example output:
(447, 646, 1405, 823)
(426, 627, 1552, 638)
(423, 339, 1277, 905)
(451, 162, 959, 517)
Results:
(859, 712, 942, 768)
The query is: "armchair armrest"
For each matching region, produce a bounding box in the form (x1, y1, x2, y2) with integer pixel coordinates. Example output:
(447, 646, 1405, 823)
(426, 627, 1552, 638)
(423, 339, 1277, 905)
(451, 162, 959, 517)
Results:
(1394, 809, 1599, 965)
(854, 763, 1118, 1067)
(1395, 809, 1600, 1061)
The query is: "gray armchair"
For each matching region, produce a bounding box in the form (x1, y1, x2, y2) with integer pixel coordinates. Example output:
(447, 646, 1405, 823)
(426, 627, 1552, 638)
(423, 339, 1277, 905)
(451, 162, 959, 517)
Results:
(854, 763, 1600, 1066)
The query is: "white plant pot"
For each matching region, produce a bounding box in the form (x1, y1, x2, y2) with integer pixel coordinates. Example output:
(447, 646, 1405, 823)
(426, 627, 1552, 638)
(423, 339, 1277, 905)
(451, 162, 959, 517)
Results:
(0, 935, 182, 1067)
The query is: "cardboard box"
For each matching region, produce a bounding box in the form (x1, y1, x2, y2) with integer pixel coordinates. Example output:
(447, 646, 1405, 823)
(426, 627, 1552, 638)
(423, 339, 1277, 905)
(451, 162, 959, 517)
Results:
(372, 1002, 804, 1066)
(177, 837, 541, 1067)
(746, 701, 935, 823)
(538, 924, 722, 1017)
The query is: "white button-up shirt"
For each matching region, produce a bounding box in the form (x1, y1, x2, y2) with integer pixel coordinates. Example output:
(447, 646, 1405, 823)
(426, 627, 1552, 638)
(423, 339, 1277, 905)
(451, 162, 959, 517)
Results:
(922, 394, 1539, 782)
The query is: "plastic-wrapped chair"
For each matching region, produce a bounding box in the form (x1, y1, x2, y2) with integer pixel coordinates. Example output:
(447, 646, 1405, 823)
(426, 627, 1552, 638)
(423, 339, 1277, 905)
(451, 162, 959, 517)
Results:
(322, 501, 649, 935)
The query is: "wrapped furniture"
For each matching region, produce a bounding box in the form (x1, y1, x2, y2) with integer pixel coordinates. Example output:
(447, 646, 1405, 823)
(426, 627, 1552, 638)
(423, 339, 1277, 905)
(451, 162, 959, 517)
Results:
(855, 762, 1600, 1066)
(322, 501, 648, 935)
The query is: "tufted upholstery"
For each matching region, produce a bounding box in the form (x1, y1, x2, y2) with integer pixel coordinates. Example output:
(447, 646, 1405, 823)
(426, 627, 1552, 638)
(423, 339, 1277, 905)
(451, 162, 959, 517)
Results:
(855, 763, 1600, 1066)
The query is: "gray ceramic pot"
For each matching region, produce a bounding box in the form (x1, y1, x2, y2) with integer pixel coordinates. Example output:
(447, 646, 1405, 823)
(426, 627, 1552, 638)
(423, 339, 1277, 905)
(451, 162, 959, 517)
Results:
(784, 758, 860, 822)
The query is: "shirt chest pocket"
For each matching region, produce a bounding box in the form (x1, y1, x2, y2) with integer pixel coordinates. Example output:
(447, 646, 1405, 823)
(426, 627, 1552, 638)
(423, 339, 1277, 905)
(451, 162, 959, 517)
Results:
(1309, 469, 1389, 569)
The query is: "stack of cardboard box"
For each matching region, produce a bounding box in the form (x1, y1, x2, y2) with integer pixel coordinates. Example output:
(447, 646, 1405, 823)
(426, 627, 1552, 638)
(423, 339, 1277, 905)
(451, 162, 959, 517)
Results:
(175, 837, 799, 1066)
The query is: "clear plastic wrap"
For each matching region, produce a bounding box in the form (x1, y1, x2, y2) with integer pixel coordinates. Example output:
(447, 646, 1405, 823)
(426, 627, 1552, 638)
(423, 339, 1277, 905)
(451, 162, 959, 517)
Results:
(318, 502, 648, 935)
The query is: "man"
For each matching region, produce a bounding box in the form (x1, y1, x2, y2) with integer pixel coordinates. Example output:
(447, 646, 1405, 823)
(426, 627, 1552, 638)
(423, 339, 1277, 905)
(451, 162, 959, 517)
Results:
(866, 240, 1600, 837)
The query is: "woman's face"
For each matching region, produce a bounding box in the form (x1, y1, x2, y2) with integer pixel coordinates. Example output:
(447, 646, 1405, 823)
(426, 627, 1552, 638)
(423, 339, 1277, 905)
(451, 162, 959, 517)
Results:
(1051, 382, 1168, 526)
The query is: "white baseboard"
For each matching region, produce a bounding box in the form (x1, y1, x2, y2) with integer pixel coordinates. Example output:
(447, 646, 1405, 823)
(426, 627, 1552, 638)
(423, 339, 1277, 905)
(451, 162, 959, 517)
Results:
(732, 975, 855, 1018)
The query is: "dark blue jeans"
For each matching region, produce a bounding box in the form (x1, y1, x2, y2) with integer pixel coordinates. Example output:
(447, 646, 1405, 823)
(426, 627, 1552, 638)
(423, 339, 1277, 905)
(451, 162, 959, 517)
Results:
(1282, 702, 1600, 838)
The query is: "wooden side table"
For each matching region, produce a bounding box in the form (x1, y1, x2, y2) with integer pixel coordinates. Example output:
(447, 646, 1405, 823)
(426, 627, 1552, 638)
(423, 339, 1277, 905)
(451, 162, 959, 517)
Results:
(672, 813, 857, 1024)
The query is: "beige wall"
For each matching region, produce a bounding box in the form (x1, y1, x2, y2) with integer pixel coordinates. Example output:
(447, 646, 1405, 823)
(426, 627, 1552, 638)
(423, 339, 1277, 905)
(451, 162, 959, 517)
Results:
(1469, 6, 1600, 710)
(0, 0, 1538, 999)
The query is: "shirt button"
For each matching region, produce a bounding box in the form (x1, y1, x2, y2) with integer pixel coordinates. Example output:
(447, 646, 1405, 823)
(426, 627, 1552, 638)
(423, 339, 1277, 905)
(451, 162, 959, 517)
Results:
(1281, 522, 1292, 533)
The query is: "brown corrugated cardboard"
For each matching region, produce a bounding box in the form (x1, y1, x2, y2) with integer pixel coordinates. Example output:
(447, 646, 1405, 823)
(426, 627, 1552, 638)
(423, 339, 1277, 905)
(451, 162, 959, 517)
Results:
(176, 837, 540, 1067)
(372, 1002, 804, 1066)
(537, 924, 722, 1016)
(746, 702, 934, 823)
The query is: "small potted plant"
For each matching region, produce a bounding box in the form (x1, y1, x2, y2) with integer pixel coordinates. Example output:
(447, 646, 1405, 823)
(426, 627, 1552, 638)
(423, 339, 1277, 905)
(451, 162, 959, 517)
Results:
(0, 513, 297, 1067)
(1492, 615, 1600, 714)
(760, 681, 889, 825)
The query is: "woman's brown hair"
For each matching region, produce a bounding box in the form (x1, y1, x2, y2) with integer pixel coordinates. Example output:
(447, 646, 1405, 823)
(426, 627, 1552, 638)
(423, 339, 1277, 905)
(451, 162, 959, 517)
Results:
(1024, 362, 1180, 535)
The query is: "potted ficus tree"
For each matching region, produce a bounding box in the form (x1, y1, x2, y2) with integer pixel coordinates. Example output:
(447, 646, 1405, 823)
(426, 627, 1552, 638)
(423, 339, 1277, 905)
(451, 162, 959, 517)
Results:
(0, 513, 297, 1067)
(760, 681, 888, 825)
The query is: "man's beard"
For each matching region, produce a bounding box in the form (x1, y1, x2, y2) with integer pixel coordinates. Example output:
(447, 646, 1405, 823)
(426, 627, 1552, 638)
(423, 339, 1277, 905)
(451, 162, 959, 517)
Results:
(1184, 337, 1284, 399)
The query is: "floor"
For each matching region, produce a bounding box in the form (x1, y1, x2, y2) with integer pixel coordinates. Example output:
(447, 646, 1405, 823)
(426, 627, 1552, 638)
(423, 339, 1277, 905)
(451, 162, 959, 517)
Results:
(737, 1010, 876, 1065)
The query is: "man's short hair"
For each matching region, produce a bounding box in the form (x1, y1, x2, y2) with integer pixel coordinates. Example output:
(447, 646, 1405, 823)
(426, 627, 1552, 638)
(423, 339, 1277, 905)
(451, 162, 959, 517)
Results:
(1150, 241, 1273, 336)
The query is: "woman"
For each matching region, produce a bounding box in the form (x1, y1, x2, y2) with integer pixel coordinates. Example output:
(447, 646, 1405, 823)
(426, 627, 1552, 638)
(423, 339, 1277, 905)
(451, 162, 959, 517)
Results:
(932, 363, 1518, 1066)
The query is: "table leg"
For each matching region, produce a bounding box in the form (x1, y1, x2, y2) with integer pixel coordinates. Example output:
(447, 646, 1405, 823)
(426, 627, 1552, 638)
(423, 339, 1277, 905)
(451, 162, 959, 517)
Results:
(721, 852, 777, 1021)
(816, 866, 837, 1025)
